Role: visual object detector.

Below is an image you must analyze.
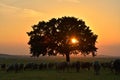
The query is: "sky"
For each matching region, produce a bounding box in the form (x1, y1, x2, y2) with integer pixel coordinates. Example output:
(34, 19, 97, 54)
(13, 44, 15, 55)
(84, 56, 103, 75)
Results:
(0, 0, 120, 56)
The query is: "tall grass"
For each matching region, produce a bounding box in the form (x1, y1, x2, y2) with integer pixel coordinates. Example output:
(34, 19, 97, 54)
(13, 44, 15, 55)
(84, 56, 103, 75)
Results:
(0, 69, 120, 80)
(0, 56, 120, 80)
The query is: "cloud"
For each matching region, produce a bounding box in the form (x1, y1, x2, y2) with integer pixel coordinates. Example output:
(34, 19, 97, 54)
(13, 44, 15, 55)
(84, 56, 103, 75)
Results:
(0, 3, 44, 48)
(0, 3, 43, 19)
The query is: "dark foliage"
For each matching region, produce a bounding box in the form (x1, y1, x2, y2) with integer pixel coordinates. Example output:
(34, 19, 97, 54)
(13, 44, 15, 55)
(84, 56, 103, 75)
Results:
(27, 16, 98, 62)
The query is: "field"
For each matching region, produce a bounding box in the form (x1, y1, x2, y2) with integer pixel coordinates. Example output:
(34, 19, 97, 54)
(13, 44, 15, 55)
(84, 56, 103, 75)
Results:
(0, 54, 120, 80)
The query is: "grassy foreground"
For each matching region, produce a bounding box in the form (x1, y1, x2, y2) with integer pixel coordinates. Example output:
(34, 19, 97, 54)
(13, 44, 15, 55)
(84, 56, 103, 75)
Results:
(0, 69, 120, 80)
(0, 55, 120, 80)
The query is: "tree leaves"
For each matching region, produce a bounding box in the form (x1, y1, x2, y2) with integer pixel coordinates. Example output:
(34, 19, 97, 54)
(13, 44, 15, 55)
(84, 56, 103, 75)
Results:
(27, 16, 98, 57)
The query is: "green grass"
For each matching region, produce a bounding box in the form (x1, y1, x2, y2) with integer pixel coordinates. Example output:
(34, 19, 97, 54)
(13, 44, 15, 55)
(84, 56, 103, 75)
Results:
(0, 56, 120, 80)
(0, 69, 120, 80)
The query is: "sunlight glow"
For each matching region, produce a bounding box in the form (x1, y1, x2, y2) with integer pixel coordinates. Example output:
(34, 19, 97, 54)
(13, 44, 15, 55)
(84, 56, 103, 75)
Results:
(0, 0, 120, 56)
(71, 38, 79, 44)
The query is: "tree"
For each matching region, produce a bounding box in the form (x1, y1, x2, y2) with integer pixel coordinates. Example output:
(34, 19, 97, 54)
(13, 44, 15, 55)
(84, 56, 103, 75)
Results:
(27, 16, 98, 62)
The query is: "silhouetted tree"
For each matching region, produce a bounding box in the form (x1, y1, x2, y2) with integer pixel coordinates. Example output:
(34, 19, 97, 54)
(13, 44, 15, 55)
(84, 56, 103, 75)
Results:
(27, 16, 98, 62)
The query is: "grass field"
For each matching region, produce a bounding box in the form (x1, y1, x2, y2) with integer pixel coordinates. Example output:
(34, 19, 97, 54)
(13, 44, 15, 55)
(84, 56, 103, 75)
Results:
(0, 54, 120, 80)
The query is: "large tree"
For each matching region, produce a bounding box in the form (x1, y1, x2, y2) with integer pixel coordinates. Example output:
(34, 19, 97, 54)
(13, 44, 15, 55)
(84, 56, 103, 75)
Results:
(27, 16, 98, 62)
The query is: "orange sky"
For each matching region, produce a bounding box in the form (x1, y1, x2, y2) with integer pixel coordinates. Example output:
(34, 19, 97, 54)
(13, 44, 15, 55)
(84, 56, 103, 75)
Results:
(0, 0, 120, 56)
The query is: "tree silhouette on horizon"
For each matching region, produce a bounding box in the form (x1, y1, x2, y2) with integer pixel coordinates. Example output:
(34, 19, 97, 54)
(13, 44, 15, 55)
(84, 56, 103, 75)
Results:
(27, 16, 98, 62)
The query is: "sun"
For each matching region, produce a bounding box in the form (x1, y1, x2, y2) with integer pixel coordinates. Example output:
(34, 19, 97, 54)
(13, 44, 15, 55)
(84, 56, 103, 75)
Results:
(71, 38, 79, 44)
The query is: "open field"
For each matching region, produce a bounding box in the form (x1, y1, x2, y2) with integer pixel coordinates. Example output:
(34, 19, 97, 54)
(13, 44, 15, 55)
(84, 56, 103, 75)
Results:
(0, 54, 120, 80)
(0, 69, 120, 80)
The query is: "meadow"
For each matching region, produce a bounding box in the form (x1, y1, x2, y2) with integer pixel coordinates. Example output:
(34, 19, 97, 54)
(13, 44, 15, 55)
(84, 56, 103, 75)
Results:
(0, 54, 120, 80)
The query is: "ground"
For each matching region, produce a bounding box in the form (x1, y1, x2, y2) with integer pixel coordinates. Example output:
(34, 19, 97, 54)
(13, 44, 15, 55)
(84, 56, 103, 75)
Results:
(0, 54, 120, 80)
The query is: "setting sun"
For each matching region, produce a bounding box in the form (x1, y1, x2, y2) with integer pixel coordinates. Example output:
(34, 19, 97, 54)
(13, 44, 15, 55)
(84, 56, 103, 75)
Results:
(71, 38, 79, 44)
(0, 0, 120, 56)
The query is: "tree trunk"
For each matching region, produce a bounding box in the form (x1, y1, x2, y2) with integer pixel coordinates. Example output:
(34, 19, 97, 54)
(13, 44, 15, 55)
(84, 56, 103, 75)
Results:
(66, 53, 70, 62)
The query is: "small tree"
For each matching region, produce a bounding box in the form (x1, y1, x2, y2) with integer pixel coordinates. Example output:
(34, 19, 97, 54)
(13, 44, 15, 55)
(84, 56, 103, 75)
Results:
(27, 16, 98, 62)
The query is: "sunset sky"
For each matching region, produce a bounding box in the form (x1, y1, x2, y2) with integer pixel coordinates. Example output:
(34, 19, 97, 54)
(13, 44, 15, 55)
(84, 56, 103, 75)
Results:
(0, 0, 120, 56)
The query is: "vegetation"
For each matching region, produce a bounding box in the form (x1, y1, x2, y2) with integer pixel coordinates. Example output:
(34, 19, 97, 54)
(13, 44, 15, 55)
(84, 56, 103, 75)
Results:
(27, 16, 98, 62)
(0, 56, 120, 80)
(0, 70, 120, 80)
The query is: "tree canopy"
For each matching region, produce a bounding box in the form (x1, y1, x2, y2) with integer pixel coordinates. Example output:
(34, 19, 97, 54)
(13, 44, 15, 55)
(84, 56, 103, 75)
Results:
(27, 16, 98, 62)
